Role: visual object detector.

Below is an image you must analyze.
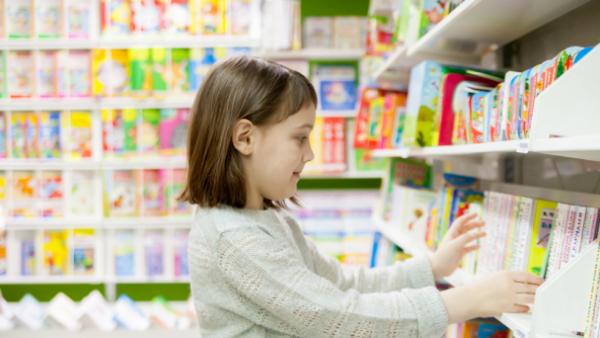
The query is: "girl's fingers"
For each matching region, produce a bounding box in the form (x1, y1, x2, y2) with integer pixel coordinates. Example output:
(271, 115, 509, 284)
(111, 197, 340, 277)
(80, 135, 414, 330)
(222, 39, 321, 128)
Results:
(515, 282, 539, 295)
(511, 304, 530, 313)
(516, 294, 536, 305)
(462, 244, 480, 254)
(512, 272, 544, 286)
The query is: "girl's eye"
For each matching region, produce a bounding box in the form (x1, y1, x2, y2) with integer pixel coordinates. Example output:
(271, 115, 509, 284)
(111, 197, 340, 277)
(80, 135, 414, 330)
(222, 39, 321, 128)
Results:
(297, 136, 308, 144)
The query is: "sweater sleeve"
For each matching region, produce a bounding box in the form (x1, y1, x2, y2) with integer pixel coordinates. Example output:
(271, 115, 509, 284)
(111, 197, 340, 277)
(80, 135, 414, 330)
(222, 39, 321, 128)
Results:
(305, 235, 437, 293)
(216, 227, 448, 338)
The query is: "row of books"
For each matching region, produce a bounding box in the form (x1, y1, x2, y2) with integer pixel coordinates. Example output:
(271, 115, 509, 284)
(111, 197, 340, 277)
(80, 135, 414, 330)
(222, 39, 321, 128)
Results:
(303, 16, 367, 50)
(400, 46, 591, 147)
(304, 117, 347, 174)
(353, 88, 406, 150)
(0, 169, 190, 218)
(0, 292, 196, 331)
(0, 0, 258, 39)
(587, 243, 600, 338)
(446, 319, 510, 338)
(0, 227, 189, 278)
(367, 0, 466, 56)
(0, 47, 251, 98)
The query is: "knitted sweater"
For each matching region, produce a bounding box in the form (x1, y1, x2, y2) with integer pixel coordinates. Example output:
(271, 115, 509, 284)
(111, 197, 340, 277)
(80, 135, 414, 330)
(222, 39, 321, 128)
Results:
(188, 205, 449, 338)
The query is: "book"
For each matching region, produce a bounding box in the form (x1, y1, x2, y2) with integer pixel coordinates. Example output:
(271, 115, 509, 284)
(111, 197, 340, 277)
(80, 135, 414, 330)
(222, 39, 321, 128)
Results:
(312, 64, 358, 113)
(105, 170, 140, 217)
(583, 208, 599, 248)
(66, 111, 93, 158)
(527, 200, 558, 276)
(38, 51, 63, 97)
(199, 0, 226, 34)
(71, 229, 96, 276)
(123, 108, 139, 153)
(66, 0, 91, 38)
(333, 17, 366, 49)
(0, 112, 5, 158)
(151, 48, 168, 92)
(303, 17, 333, 49)
(568, 206, 587, 262)
(14, 294, 45, 330)
(0, 231, 6, 276)
(43, 230, 69, 275)
(228, 0, 254, 36)
(47, 293, 81, 331)
(92, 49, 129, 96)
(129, 48, 152, 93)
(101, 0, 132, 35)
(131, 0, 165, 33)
(159, 108, 190, 154)
(165, 0, 191, 33)
(66, 171, 95, 217)
(0, 171, 6, 213)
(79, 290, 117, 331)
(0, 52, 6, 98)
(114, 230, 136, 277)
(546, 203, 569, 278)
(36, 0, 63, 38)
(140, 109, 161, 152)
(6, 0, 33, 38)
(113, 294, 150, 330)
(67, 51, 92, 97)
(142, 169, 164, 216)
(102, 109, 126, 155)
(18, 231, 36, 276)
(11, 170, 37, 217)
(144, 230, 164, 277)
(165, 169, 189, 215)
(173, 229, 189, 277)
(38, 111, 61, 159)
(189, 48, 217, 91)
(170, 48, 190, 93)
(7, 51, 34, 98)
(39, 170, 64, 217)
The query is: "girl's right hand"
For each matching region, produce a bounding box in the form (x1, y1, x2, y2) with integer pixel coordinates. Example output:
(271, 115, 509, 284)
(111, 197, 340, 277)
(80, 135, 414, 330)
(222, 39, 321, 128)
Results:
(441, 271, 544, 323)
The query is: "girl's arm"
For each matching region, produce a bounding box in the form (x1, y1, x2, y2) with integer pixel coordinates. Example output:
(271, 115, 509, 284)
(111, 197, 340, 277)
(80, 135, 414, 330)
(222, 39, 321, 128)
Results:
(215, 226, 448, 338)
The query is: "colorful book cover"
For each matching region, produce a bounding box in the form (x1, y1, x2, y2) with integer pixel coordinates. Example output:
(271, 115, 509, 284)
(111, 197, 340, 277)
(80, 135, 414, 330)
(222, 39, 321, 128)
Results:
(7, 51, 34, 98)
(322, 118, 334, 165)
(165, 0, 191, 33)
(7, 0, 33, 38)
(142, 169, 164, 216)
(38, 111, 61, 158)
(39, 170, 64, 218)
(105, 170, 140, 217)
(11, 171, 37, 217)
(92, 49, 129, 96)
(102, 109, 124, 155)
(67, 171, 95, 217)
(67, 111, 93, 158)
(0, 172, 6, 211)
(546, 203, 569, 278)
(170, 48, 190, 93)
(140, 109, 160, 152)
(36, 0, 63, 38)
(159, 108, 190, 154)
(123, 108, 139, 153)
(20, 236, 36, 276)
(144, 230, 164, 277)
(353, 88, 382, 149)
(189, 48, 216, 91)
(114, 230, 136, 277)
(0, 231, 6, 275)
(559, 205, 578, 269)
(366, 97, 384, 148)
(332, 117, 346, 166)
(0, 52, 7, 98)
(527, 200, 558, 276)
(67, 51, 91, 97)
(38, 51, 59, 97)
(10, 112, 27, 159)
(468, 91, 489, 144)
(131, 0, 165, 33)
(129, 48, 152, 93)
(101, 0, 132, 35)
(583, 208, 599, 247)
(199, 0, 226, 34)
(66, 0, 91, 38)
(314, 65, 358, 112)
(173, 229, 189, 277)
(228, 0, 253, 35)
(43, 230, 69, 275)
(151, 48, 168, 92)
(71, 229, 96, 275)
(568, 206, 587, 262)
(166, 169, 189, 215)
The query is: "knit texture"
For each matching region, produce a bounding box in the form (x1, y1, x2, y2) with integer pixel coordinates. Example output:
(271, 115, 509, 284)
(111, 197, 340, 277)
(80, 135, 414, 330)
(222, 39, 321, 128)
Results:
(189, 205, 449, 338)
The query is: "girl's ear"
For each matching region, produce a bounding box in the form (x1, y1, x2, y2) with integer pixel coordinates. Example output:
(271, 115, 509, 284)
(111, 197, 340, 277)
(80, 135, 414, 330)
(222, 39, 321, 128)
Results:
(232, 119, 255, 155)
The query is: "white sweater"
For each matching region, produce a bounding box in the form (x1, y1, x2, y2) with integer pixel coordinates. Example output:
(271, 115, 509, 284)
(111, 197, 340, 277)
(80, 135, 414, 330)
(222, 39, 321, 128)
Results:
(188, 205, 449, 338)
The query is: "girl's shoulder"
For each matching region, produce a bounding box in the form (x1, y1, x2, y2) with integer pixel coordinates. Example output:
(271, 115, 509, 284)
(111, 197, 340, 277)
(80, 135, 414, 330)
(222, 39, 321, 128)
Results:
(194, 205, 281, 234)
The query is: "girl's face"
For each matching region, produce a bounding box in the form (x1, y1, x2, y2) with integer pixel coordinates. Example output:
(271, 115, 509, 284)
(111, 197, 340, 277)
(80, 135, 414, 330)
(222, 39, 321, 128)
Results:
(246, 105, 316, 207)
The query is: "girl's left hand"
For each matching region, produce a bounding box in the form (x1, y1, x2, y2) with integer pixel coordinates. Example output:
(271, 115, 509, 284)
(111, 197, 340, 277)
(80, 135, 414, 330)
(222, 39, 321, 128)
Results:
(430, 213, 486, 280)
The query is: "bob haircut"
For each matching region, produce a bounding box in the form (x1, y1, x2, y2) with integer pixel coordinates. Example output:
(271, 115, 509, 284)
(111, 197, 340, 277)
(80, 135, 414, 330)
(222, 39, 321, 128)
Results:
(180, 56, 318, 209)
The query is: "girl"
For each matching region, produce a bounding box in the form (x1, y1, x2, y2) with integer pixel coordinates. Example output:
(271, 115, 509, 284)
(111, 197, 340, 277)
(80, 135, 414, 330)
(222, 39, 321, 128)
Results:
(182, 56, 543, 338)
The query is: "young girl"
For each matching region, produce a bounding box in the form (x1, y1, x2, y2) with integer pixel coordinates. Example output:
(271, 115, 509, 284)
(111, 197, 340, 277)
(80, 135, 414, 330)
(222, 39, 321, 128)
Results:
(182, 56, 543, 338)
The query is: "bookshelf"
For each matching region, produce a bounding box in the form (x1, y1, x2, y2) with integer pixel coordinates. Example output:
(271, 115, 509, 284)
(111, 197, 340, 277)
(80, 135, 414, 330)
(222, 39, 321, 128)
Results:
(373, 0, 590, 82)
(259, 48, 365, 60)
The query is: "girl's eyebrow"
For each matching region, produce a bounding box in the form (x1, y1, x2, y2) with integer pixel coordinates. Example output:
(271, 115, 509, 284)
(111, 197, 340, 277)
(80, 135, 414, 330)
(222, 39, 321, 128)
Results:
(296, 123, 313, 130)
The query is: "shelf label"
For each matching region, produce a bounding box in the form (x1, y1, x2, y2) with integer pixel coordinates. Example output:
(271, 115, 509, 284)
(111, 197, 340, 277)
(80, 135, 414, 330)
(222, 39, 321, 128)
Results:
(516, 140, 530, 154)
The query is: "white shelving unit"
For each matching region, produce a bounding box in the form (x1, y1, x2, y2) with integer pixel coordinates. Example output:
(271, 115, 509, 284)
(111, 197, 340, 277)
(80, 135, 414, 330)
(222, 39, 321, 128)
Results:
(374, 0, 590, 82)
(259, 48, 364, 60)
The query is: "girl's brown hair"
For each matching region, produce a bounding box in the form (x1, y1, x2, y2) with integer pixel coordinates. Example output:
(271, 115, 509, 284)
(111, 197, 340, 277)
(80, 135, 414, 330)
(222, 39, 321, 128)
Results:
(180, 56, 317, 209)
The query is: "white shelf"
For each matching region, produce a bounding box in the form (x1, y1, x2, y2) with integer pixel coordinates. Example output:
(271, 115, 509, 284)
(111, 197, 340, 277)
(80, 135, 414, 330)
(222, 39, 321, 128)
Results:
(5, 218, 102, 230)
(0, 96, 196, 111)
(0, 276, 104, 284)
(102, 157, 187, 170)
(2, 329, 200, 338)
(102, 217, 193, 228)
(0, 159, 100, 170)
(374, 0, 590, 82)
(259, 48, 364, 60)
(105, 276, 190, 283)
(373, 216, 430, 256)
(371, 140, 525, 159)
(0, 35, 260, 50)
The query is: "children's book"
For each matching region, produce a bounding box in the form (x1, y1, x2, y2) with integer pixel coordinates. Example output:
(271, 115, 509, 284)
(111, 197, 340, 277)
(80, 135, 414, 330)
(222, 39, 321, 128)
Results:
(151, 48, 168, 93)
(101, 0, 132, 35)
(7, 0, 33, 38)
(38, 111, 61, 158)
(123, 109, 139, 153)
(7, 51, 34, 98)
(199, 0, 226, 34)
(0, 231, 7, 276)
(105, 170, 140, 217)
(92, 49, 129, 96)
(68, 51, 91, 97)
(67, 170, 95, 217)
(166, 169, 189, 215)
(131, 0, 165, 33)
(144, 230, 164, 277)
(38, 51, 59, 97)
(102, 109, 126, 155)
(159, 108, 190, 154)
(0, 172, 6, 213)
(43, 230, 69, 275)
(66, 0, 91, 38)
(140, 109, 160, 152)
(11, 171, 37, 217)
(142, 169, 164, 216)
(189, 48, 217, 91)
(39, 170, 64, 218)
(0, 52, 7, 98)
(113, 294, 150, 330)
(129, 48, 152, 93)
(0, 112, 7, 158)
(173, 229, 189, 277)
(228, 0, 253, 35)
(10, 112, 28, 159)
(36, 0, 62, 38)
(71, 229, 96, 275)
(114, 230, 136, 277)
(527, 200, 558, 276)
(79, 291, 117, 331)
(67, 111, 93, 158)
(165, 0, 191, 33)
(303, 17, 333, 48)
(312, 65, 358, 113)
(170, 48, 190, 93)
(333, 17, 364, 49)
(18, 231, 36, 276)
